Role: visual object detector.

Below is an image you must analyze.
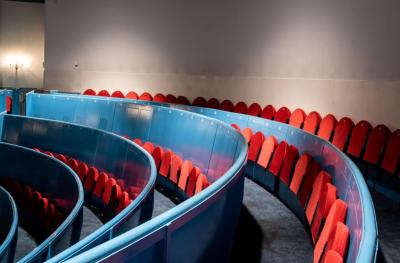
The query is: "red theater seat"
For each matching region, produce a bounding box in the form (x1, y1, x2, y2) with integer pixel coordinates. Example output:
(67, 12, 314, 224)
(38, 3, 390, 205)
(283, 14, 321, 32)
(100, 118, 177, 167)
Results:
(274, 107, 291, 124)
(111, 90, 125, 98)
(279, 145, 299, 185)
(298, 161, 322, 207)
(314, 199, 348, 263)
(233, 101, 248, 114)
(151, 146, 164, 170)
(76, 162, 89, 181)
(261, 105, 276, 120)
(85, 167, 99, 192)
(256, 136, 278, 169)
(289, 154, 311, 194)
(289, 108, 306, 129)
(170, 154, 183, 183)
(268, 141, 288, 176)
(381, 130, 400, 174)
(241, 128, 253, 143)
(186, 167, 201, 197)
(206, 98, 220, 109)
(139, 92, 153, 101)
(318, 114, 338, 141)
(325, 222, 349, 262)
(83, 89, 96, 96)
(133, 138, 143, 146)
(126, 91, 139, 100)
(363, 125, 390, 165)
(323, 250, 343, 263)
(247, 103, 262, 117)
(195, 174, 209, 194)
(347, 120, 372, 158)
(165, 94, 177, 103)
(93, 172, 109, 198)
(116, 192, 132, 213)
(176, 96, 190, 105)
(159, 151, 173, 177)
(306, 171, 332, 224)
(102, 178, 118, 205)
(178, 161, 193, 190)
(331, 117, 354, 151)
(67, 158, 79, 172)
(142, 142, 155, 154)
(303, 111, 322, 134)
(55, 154, 68, 164)
(5, 96, 12, 113)
(248, 132, 266, 162)
(192, 97, 207, 107)
(153, 93, 166, 102)
(219, 100, 234, 112)
(97, 90, 110, 97)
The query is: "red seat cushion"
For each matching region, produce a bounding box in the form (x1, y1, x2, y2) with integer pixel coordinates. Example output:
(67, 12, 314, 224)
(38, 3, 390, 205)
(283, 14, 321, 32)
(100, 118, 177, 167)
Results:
(159, 151, 173, 177)
(248, 132, 266, 162)
(260, 105, 276, 120)
(381, 130, 400, 174)
(186, 167, 201, 197)
(317, 114, 338, 141)
(76, 162, 89, 182)
(116, 192, 132, 213)
(206, 98, 220, 109)
(151, 146, 164, 170)
(97, 90, 110, 97)
(306, 171, 332, 224)
(269, 141, 288, 176)
(279, 145, 299, 185)
(126, 91, 139, 99)
(93, 172, 109, 198)
(153, 93, 166, 102)
(165, 94, 177, 103)
(219, 100, 234, 112)
(233, 101, 248, 114)
(192, 97, 207, 107)
(331, 117, 354, 150)
(111, 90, 125, 98)
(102, 178, 117, 204)
(178, 160, 193, 190)
(247, 103, 262, 116)
(139, 92, 153, 101)
(84, 167, 99, 192)
(363, 124, 390, 165)
(346, 120, 372, 157)
(83, 89, 96, 96)
(289, 153, 311, 194)
(303, 111, 322, 134)
(256, 136, 278, 169)
(67, 158, 79, 172)
(289, 108, 306, 128)
(176, 96, 190, 105)
(195, 174, 210, 194)
(241, 128, 253, 143)
(170, 154, 183, 183)
(274, 107, 291, 123)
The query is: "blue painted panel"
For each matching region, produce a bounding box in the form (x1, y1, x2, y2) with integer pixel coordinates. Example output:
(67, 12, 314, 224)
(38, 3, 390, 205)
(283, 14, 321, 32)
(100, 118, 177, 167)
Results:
(0, 186, 18, 263)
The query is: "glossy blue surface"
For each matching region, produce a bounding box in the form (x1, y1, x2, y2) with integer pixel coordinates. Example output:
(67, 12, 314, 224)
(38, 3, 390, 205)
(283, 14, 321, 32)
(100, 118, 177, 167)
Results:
(0, 186, 18, 263)
(0, 142, 83, 263)
(26, 92, 377, 263)
(0, 115, 156, 262)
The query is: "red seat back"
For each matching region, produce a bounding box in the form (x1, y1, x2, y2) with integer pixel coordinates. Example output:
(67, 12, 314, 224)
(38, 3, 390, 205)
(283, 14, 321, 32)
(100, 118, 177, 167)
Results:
(260, 105, 276, 120)
(139, 92, 153, 101)
(274, 107, 291, 123)
(346, 120, 372, 157)
(318, 114, 338, 141)
(256, 136, 278, 169)
(165, 94, 177, 103)
(83, 89, 96, 96)
(178, 160, 193, 190)
(381, 130, 400, 174)
(170, 154, 183, 183)
(247, 103, 262, 117)
(331, 117, 354, 151)
(186, 167, 201, 197)
(289, 153, 311, 194)
(97, 90, 110, 97)
(289, 108, 306, 128)
(206, 98, 220, 109)
(303, 111, 322, 134)
(279, 145, 299, 185)
(268, 141, 288, 176)
(111, 90, 125, 98)
(159, 151, 173, 177)
(233, 101, 248, 114)
(363, 125, 390, 164)
(219, 100, 234, 112)
(126, 91, 138, 99)
(305, 171, 332, 224)
(176, 96, 190, 105)
(248, 132, 266, 162)
(241, 127, 253, 143)
(192, 97, 207, 107)
(153, 93, 166, 102)
(151, 146, 165, 170)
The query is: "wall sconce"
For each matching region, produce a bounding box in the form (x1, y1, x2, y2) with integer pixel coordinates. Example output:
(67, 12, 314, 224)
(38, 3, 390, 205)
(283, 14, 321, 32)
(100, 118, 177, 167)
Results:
(4, 53, 30, 73)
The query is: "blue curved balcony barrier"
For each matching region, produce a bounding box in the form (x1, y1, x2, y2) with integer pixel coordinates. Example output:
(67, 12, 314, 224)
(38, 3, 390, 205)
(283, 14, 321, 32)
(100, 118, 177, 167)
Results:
(25, 91, 376, 262)
(0, 142, 83, 262)
(0, 114, 156, 262)
(0, 186, 18, 263)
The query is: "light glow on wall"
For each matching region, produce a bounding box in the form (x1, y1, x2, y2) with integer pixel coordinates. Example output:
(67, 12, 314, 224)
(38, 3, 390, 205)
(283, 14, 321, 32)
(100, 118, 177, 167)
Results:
(3, 53, 31, 70)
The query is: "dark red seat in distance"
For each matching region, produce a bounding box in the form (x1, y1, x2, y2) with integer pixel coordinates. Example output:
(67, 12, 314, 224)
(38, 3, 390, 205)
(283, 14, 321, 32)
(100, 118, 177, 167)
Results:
(274, 107, 291, 123)
(303, 111, 322, 134)
(260, 105, 276, 120)
(97, 90, 110, 97)
(111, 90, 125, 98)
(206, 98, 220, 109)
(289, 108, 306, 129)
(83, 89, 96, 96)
(153, 93, 166, 102)
(346, 120, 372, 158)
(363, 125, 390, 165)
(192, 97, 207, 107)
(139, 92, 153, 101)
(219, 100, 234, 112)
(126, 91, 139, 99)
(331, 117, 354, 151)
(381, 130, 400, 174)
(247, 103, 262, 117)
(165, 94, 177, 103)
(233, 101, 248, 114)
(317, 114, 338, 141)
(176, 96, 190, 105)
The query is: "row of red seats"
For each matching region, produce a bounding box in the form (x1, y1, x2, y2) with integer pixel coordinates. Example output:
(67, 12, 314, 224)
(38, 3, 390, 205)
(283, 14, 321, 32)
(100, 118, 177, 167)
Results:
(0, 177, 65, 241)
(234, 125, 349, 263)
(34, 149, 135, 214)
(82, 89, 399, 183)
(129, 138, 210, 197)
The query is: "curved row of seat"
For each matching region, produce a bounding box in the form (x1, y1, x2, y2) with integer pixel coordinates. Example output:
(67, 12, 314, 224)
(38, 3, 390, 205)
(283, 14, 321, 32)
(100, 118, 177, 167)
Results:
(83, 89, 400, 201)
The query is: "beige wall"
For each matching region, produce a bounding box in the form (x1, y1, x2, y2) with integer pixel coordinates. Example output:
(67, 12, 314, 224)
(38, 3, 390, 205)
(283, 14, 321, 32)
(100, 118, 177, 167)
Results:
(0, 1, 44, 89)
(44, 0, 400, 129)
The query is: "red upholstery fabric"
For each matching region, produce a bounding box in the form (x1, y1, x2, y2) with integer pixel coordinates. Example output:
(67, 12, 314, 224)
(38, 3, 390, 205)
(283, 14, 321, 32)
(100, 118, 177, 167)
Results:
(314, 199, 347, 263)
(289, 154, 311, 194)
(256, 136, 278, 169)
(318, 114, 338, 141)
(363, 124, 391, 165)
(126, 91, 139, 99)
(192, 97, 207, 107)
(260, 105, 276, 120)
(268, 141, 288, 176)
(153, 93, 166, 102)
(347, 120, 372, 157)
(247, 103, 262, 116)
(97, 90, 110, 97)
(83, 89, 96, 96)
(206, 98, 220, 109)
(111, 90, 125, 98)
(289, 108, 306, 128)
(248, 132, 266, 162)
(274, 107, 291, 123)
(139, 92, 153, 101)
(332, 117, 354, 151)
(233, 101, 248, 114)
(381, 129, 400, 174)
(279, 145, 299, 185)
(176, 96, 190, 105)
(306, 171, 332, 224)
(241, 128, 253, 143)
(219, 100, 234, 112)
(165, 94, 177, 103)
(303, 111, 322, 134)
(178, 161, 193, 190)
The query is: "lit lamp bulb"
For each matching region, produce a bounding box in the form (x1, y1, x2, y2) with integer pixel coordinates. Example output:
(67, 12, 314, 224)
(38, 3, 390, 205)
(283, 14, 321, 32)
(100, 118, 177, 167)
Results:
(4, 54, 30, 71)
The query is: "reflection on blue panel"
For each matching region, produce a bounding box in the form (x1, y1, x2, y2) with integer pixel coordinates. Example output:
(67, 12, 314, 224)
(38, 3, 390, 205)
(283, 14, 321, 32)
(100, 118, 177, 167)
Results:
(0, 186, 18, 263)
